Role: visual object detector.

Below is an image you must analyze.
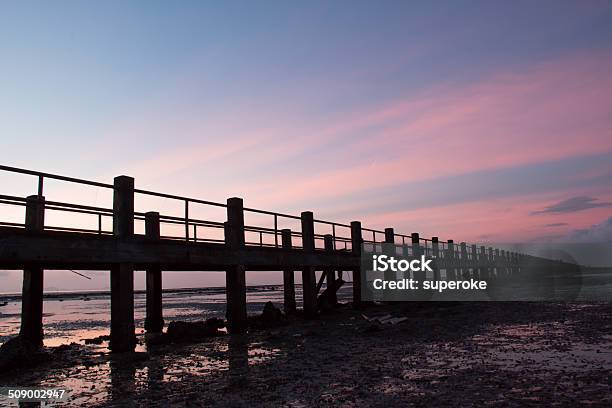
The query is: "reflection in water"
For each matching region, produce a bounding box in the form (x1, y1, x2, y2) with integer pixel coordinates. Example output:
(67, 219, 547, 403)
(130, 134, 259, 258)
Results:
(146, 357, 164, 393)
(109, 356, 137, 405)
(228, 335, 249, 386)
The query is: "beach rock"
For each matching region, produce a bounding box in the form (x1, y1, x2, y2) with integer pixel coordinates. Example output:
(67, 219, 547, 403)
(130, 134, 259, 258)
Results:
(263, 301, 283, 321)
(0, 336, 48, 373)
(52, 342, 80, 353)
(249, 302, 288, 330)
(165, 318, 225, 343)
(83, 335, 110, 345)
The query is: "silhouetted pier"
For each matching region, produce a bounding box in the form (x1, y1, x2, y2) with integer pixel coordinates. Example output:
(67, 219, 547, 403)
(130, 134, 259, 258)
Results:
(0, 165, 571, 352)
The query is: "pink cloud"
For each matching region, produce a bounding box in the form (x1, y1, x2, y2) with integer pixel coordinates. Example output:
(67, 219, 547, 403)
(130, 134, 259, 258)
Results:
(243, 50, 612, 212)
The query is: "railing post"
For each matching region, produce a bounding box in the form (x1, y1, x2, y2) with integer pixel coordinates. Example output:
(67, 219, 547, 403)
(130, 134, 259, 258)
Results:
(184, 200, 189, 242)
(281, 229, 296, 315)
(20, 195, 45, 346)
(225, 197, 247, 334)
(324, 234, 337, 305)
(301, 211, 317, 319)
(432, 237, 440, 281)
(350, 221, 363, 308)
(144, 212, 164, 333)
(110, 175, 136, 352)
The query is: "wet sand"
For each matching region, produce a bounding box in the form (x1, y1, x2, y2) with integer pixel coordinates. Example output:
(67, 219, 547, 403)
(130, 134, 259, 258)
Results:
(1, 301, 611, 407)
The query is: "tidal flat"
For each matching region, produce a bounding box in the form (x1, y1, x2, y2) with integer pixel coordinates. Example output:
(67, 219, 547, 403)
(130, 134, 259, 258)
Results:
(1, 298, 610, 407)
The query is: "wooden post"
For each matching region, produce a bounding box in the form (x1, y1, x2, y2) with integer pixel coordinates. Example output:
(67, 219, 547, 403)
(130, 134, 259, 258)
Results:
(281, 229, 296, 315)
(20, 195, 45, 346)
(110, 175, 136, 352)
(301, 211, 317, 319)
(412, 233, 425, 281)
(495, 248, 500, 277)
(144, 212, 163, 333)
(225, 197, 247, 334)
(351, 221, 363, 308)
(447, 240, 456, 280)
(480, 246, 488, 279)
(460, 242, 468, 278)
(323, 234, 337, 305)
(411, 233, 420, 254)
(507, 251, 513, 276)
(432, 237, 440, 281)
(384, 228, 396, 291)
(384, 228, 395, 244)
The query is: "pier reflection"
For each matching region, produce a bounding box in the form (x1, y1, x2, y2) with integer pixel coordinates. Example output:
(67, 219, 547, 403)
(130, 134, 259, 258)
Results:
(109, 355, 137, 404)
(227, 335, 249, 386)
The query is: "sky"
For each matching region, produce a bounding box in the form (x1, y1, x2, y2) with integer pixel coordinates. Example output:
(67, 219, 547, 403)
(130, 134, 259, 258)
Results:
(1, 1, 612, 291)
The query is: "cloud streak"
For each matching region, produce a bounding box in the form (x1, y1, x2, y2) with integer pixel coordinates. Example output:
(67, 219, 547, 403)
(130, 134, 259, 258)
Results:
(532, 196, 612, 215)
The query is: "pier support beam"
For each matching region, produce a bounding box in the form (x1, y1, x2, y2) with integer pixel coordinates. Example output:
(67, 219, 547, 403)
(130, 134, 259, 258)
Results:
(460, 242, 468, 278)
(324, 234, 337, 305)
(383, 228, 396, 300)
(480, 246, 489, 279)
(19, 195, 45, 346)
(495, 249, 500, 277)
(447, 240, 456, 280)
(110, 175, 136, 352)
(351, 221, 363, 308)
(432, 237, 441, 281)
(384, 227, 395, 280)
(281, 229, 296, 315)
(412, 233, 425, 282)
(145, 212, 164, 333)
(225, 197, 247, 334)
(301, 211, 317, 319)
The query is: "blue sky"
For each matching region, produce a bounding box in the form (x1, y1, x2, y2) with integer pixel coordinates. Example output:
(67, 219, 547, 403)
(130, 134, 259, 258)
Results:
(1, 1, 612, 290)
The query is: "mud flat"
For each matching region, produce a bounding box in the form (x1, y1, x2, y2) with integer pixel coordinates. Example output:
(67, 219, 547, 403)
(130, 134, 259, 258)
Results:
(1, 301, 611, 407)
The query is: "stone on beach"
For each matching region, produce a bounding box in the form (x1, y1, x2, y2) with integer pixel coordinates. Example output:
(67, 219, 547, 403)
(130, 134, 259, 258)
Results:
(0, 336, 48, 373)
(165, 318, 225, 343)
(248, 301, 289, 330)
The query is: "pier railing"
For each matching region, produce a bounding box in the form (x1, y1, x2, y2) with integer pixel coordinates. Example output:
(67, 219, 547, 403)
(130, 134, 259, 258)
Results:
(0, 164, 570, 352)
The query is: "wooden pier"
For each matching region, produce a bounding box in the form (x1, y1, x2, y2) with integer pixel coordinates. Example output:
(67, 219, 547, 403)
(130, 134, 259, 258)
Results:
(0, 165, 574, 352)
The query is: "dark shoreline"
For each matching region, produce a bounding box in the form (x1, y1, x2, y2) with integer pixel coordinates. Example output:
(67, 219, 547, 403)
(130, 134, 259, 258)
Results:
(1, 301, 610, 407)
